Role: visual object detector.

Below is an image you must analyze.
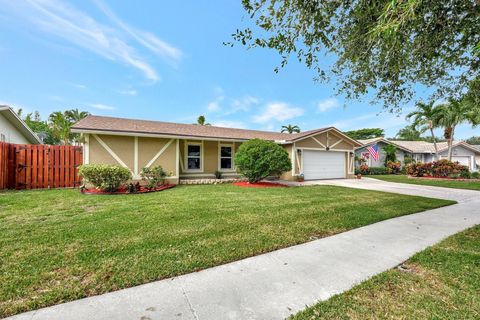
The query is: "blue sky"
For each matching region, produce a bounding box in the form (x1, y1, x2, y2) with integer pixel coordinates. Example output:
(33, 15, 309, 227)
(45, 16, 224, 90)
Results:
(0, 0, 478, 139)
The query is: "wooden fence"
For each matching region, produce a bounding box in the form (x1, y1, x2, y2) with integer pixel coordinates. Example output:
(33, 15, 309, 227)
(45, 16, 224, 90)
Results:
(0, 142, 82, 190)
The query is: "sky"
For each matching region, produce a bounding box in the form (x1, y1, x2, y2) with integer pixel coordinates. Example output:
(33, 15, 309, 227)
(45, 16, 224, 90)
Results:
(0, 0, 478, 139)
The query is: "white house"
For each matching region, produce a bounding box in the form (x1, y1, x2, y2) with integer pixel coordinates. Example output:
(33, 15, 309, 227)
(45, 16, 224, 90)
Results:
(0, 106, 41, 144)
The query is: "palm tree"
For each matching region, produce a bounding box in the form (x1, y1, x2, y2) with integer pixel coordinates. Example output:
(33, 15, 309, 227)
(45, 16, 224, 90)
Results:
(65, 108, 90, 123)
(195, 115, 211, 126)
(281, 124, 301, 134)
(48, 112, 72, 145)
(406, 101, 441, 158)
(434, 98, 480, 160)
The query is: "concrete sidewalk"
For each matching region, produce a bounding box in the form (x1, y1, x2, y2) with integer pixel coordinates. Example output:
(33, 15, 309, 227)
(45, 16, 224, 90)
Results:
(6, 180, 480, 320)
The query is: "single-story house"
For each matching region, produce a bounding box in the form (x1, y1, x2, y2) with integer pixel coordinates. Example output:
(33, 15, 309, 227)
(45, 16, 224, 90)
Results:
(0, 105, 41, 144)
(355, 137, 412, 167)
(71, 115, 362, 184)
(355, 137, 480, 171)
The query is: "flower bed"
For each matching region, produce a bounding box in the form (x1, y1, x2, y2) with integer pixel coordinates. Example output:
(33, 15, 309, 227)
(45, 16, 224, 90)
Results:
(233, 181, 288, 188)
(81, 184, 175, 195)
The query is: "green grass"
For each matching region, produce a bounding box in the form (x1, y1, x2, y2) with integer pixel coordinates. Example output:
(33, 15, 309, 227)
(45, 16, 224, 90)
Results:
(0, 185, 454, 317)
(291, 225, 480, 320)
(371, 174, 480, 191)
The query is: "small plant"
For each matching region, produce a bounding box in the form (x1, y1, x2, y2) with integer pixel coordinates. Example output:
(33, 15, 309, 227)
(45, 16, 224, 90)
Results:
(214, 170, 223, 179)
(78, 164, 132, 192)
(471, 171, 480, 179)
(459, 171, 471, 179)
(140, 166, 167, 189)
(234, 139, 291, 183)
(126, 182, 140, 193)
(386, 161, 401, 174)
(297, 173, 305, 182)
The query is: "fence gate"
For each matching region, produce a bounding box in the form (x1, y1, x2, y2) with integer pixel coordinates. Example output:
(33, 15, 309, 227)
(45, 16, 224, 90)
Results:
(0, 142, 83, 190)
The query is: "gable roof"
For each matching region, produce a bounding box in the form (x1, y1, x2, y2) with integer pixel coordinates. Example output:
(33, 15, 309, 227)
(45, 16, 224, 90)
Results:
(357, 137, 413, 152)
(0, 106, 42, 144)
(71, 115, 361, 146)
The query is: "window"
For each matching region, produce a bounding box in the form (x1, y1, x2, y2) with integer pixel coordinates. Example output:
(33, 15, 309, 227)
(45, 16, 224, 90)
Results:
(187, 143, 202, 170)
(220, 145, 233, 170)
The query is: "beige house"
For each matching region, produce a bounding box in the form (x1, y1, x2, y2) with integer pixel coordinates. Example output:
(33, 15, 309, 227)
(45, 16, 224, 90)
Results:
(72, 115, 361, 183)
(0, 106, 41, 144)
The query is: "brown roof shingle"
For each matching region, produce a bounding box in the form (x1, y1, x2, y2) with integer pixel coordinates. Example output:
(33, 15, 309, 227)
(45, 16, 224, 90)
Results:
(71, 115, 332, 142)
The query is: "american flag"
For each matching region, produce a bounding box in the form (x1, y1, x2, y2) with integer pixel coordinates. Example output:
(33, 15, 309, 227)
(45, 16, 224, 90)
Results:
(367, 144, 380, 161)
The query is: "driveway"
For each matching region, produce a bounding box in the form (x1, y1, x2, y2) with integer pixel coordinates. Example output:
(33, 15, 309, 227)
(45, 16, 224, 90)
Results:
(6, 179, 480, 320)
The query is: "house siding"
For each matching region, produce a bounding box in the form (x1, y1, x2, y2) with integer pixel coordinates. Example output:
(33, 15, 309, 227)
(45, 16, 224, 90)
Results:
(0, 113, 31, 144)
(355, 141, 408, 167)
(85, 134, 178, 183)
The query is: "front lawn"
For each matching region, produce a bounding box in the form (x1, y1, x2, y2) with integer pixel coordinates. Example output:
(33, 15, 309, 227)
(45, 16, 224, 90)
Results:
(291, 225, 480, 319)
(371, 174, 480, 191)
(0, 185, 454, 317)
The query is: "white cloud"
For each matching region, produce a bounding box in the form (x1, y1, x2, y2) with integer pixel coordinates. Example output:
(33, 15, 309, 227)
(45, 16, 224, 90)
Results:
(90, 103, 115, 110)
(94, 0, 182, 64)
(226, 96, 260, 115)
(118, 89, 137, 96)
(253, 102, 304, 123)
(211, 120, 247, 129)
(0, 0, 181, 81)
(207, 101, 221, 112)
(71, 83, 87, 89)
(317, 98, 340, 112)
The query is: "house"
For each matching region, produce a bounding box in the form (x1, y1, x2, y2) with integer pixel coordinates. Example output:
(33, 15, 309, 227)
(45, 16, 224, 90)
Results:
(71, 115, 361, 184)
(355, 137, 412, 167)
(0, 106, 41, 144)
(355, 138, 480, 171)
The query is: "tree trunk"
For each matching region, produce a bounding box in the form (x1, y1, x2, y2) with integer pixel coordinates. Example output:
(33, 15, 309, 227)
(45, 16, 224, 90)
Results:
(448, 126, 455, 161)
(429, 127, 438, 160)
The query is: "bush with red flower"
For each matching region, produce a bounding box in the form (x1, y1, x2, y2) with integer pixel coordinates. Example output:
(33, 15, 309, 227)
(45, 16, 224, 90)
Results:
(386, 161, 401, 174)
(406, 159, 469, 178)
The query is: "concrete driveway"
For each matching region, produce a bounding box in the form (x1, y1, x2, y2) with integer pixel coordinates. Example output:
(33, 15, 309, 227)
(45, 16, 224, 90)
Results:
(6, 179, 480, 320)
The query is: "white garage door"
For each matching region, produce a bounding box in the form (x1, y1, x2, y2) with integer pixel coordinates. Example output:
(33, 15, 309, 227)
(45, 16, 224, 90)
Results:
(303, 150, 346, 180)
(451, 156, 470, 168)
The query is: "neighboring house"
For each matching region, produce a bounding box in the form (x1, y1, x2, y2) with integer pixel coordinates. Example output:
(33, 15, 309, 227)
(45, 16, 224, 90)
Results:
(391, 140, 479, 172)
(0, 106, 41, 144)
(356, 137, 411, 167)
(473, 145, 480, 167)
(355, 137, 480, 171)
(71, 115, 361, 184)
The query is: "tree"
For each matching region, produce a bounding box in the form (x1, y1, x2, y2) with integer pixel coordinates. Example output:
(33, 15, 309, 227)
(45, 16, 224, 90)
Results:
(382, 144, 397, 165)
(434, 99, 480, 160)
(281, 124, 300, 134)
(23, 111, 59, 145)
(233, 1, 480, 111)
(466, 136, 480, 145)
(195, 115, 211, 126)
(65, 108, 89, 123)
(395, 125, 423, 141)
(234, 139, 291, 183)
(406, 101, 441, 157)
(344, 128, 384, 140)
(48, 112, 73, 145)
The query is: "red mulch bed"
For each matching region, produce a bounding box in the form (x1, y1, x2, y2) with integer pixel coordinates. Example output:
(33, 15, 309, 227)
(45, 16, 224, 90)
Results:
(81, 184, 176, 195)
(233, 181, 289, 188)
(408, 176, 480, 182)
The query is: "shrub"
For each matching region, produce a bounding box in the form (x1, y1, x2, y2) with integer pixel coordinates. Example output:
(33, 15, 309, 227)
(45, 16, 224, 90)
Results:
(78, 164, 132, 192)
(471, 171, 480, 179)
(459, 170, 471, 179)
(386, 161, 401, 174)
(382, 144, 397, 165)
(359, 164, 369, 174)
(214, 170, 223, 179)
(234, 139, 291, 183)
(406, 159, 470, 178)
(140, 166, 167, 189)
(367, 166, 390, 175)
(404, 154, 415, 166)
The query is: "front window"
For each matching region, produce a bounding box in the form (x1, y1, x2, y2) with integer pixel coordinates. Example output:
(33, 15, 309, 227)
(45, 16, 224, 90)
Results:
(187, 144, 201, 170)
(220, 146, 233, 169)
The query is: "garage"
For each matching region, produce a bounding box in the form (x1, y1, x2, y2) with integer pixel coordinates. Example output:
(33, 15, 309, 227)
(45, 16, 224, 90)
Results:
(441, 156, 471, 169)
(302, 150, 346, 180)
